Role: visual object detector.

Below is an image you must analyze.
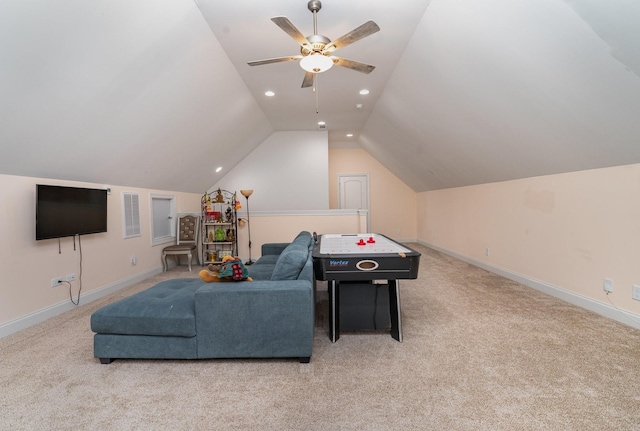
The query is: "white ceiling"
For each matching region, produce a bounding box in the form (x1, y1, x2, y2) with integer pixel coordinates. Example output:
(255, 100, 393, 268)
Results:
(1, 0, 640, 193)
(195, 0, 430, 139)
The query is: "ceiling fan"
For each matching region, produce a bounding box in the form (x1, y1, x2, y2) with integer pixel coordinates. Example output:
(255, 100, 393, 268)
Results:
(247, 0, 380, 88)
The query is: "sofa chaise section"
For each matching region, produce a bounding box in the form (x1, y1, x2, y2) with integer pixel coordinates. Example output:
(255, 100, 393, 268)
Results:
(91, 278, 202, 362)
(91, 231, 316, 364)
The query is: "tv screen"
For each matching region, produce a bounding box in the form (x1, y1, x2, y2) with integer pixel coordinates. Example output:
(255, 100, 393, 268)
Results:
(36, 184, 108, 240)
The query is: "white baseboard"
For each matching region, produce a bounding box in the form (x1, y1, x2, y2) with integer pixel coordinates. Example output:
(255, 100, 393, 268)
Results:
(419, 240, 640, 330)
(397, 237, 417, 244)
(0, 266, 163, 339)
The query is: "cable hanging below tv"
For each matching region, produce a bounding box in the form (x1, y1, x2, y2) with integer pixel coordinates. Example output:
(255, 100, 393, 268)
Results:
(36, 184, 108, 241)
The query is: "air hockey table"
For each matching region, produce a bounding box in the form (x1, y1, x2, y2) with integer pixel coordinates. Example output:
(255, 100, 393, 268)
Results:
(312, 233, 421, 342)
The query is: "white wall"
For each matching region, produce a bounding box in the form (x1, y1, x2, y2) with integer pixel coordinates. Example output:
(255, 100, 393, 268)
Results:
(0, 171, 366, 338)
(418, 164, 640, 328)
(235, 210, 367, 262)
(211, 131, 329, 211)
(328, 147, 417, 241)
(0, 174, 201, 336)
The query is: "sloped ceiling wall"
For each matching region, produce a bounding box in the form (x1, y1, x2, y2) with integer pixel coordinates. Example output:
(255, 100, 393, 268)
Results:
(1, 1, 639, 194)
(0, 1, 272, 193)
(361, 0, 640, 192)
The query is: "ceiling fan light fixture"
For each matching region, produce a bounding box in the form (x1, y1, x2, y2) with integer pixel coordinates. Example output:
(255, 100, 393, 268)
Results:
(300, 53, 333, 73)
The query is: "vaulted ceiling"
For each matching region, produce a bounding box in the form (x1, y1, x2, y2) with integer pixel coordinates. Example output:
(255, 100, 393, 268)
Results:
(2, 0, 639, 193)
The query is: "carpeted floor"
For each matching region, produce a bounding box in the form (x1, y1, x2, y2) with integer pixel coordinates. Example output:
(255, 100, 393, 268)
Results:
(1, 244, 639, 430)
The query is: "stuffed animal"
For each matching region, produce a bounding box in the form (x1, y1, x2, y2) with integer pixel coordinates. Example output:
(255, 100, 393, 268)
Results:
(199, 255, 253, 282)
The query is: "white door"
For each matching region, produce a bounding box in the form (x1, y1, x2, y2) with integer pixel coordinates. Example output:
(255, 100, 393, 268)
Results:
(339, 174, 370, 231)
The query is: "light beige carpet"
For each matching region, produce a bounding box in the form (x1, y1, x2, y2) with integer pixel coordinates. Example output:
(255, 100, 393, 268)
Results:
(1, 244, 639, 430)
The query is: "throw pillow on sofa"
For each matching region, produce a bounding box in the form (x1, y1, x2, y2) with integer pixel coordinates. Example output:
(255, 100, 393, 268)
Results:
(270, 233, 311, 280)
(291, 231, 312, 245)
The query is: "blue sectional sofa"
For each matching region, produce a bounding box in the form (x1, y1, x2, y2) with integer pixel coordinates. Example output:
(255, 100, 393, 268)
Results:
(91, 231, 316, 363)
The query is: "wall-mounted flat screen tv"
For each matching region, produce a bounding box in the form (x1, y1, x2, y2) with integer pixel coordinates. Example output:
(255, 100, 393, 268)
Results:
(36, 184, 108, 240)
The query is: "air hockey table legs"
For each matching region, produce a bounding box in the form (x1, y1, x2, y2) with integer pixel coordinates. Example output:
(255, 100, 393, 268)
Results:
(388, 280, 403, 342)
(328, 279, 403, 343)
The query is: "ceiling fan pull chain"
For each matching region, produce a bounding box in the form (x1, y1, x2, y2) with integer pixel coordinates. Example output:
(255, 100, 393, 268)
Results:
(315, 75, 319, 114)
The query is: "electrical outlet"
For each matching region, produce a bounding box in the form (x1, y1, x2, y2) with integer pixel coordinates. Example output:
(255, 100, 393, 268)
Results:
(485, 248, 490, 256)
(603, 278, 613, 293)
(66, 273, 76, 282)
(632, 284, 640, 301)
(51, 277, 63, 287)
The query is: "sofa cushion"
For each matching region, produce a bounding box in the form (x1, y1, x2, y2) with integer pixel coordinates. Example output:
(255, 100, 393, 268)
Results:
(247, 263, 276, 281)
(270, 242, 308, 280)
(90, 278, 203, 337)
(253, 254, 280, 265)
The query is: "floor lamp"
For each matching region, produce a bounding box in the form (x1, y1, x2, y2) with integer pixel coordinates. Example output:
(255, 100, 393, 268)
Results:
(240, 189, 254, 265)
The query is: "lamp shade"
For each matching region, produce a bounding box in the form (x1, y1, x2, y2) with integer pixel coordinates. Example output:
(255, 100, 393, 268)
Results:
(300, 53, 333, 73)
(240, 189, 253, 198)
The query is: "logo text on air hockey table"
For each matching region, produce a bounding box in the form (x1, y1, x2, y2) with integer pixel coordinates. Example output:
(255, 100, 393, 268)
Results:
(329, 260, 349, 267)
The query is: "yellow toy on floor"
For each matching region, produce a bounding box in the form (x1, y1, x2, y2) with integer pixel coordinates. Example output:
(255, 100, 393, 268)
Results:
(199, 255, 253, 282)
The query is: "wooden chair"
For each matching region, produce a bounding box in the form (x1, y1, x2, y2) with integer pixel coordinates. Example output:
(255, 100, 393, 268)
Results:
(162, 214, 200, 271)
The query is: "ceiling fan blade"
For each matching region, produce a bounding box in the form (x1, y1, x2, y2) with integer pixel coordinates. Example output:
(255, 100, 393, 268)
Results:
(301, 71, 315, 88)
(331, 57, 376, 74)
(271, 16, 309, 47)
(324, 20, 380, 52)
(248, 55, 302, 67)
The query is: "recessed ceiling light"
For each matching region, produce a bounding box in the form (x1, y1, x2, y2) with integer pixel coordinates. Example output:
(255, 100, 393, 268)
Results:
(318, 121, 326, 126)
(359, 89, 370, 95)
(215, 167, 222, 173)
(346, 133, 353, 137)
(265, 91, 275, 97)
(355, 104, 363, 109)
